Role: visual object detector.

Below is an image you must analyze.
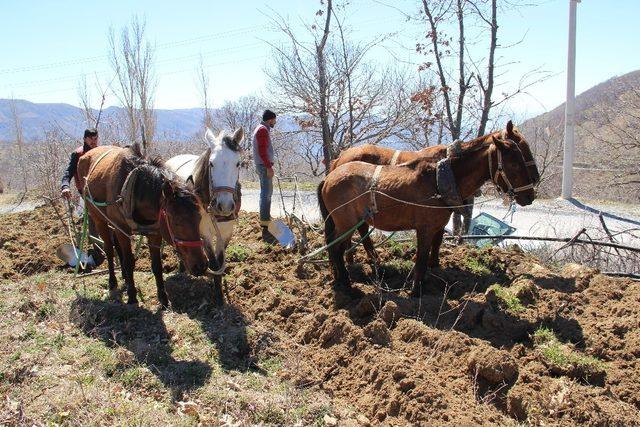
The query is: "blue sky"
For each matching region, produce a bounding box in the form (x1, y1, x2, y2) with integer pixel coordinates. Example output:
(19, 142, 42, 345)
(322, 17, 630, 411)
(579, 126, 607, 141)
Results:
(1, 0, 638, 119)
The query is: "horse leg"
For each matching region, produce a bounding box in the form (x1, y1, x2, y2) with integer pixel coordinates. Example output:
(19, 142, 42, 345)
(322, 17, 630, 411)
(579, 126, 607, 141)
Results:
(148, 235, 169, 309)
(94, 218, 118, 298)
(358, 223, 378, 263)
(462, 199, 474, 235)
(330, 237, 352, 291)
(114, 231, 137, 305)
(345, 238, 356, 264)
(411, 228, 432, 298)
(209, 221, 234, 306)
(428, 228, 445, 268)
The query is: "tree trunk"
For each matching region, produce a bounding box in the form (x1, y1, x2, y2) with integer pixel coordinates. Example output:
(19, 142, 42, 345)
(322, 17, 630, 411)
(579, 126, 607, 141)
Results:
(477, 0, 497, 137)
(317, 0, 333, 175)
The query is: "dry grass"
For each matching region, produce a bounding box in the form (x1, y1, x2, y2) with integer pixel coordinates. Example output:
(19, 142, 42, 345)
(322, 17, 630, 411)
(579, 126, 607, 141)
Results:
(0, 271, 333, 426)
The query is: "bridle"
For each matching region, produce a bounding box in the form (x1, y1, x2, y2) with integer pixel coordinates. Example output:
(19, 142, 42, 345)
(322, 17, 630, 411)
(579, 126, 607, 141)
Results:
(488, 139, 536, 198)
(207, 162, 239, 213)
(158, 207, 204, 248)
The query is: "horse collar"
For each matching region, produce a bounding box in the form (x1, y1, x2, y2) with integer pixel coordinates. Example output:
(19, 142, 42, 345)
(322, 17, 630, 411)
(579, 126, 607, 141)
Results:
(390, 150, 401, 166)
(435, 158, 463, 207)
(369, 165, 383, 214)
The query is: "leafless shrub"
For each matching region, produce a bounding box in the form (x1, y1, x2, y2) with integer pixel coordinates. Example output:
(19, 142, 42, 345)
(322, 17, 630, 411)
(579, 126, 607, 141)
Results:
(109, 15, 156, 152)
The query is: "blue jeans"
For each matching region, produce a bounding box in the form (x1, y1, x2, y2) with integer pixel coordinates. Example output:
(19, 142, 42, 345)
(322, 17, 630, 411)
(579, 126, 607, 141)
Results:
(256, 164, 273, 225)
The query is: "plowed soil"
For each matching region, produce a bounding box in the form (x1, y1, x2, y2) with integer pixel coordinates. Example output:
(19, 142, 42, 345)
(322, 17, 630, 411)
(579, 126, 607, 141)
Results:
(1, 204, 639, 425)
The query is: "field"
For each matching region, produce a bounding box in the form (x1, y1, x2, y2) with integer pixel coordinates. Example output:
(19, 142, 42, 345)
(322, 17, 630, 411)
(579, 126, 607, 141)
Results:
(1, 205, 639, 425)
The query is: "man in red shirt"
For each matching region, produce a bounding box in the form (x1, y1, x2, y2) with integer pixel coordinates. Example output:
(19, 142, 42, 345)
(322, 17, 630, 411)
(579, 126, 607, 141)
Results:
(252, 110, 277, 243)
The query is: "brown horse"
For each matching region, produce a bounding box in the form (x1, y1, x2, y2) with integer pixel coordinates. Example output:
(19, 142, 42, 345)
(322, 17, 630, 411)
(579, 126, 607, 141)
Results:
(318, 133, 537, 297)
(329, 121, 539, 262)
(77, 145, 209, 307)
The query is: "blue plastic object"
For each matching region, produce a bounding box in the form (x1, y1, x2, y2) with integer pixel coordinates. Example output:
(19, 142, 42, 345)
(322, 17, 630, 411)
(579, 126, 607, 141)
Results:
(468, 212, 516, 247)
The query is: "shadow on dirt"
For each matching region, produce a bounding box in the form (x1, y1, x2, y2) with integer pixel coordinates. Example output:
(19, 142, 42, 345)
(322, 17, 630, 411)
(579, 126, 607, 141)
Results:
(70, 296, 212, 401)
(164, 273, 262, 374)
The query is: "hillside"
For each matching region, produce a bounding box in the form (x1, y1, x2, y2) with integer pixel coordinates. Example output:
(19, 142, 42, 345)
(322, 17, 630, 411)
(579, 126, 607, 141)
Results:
(521, 70, 640, 202)
(0, 100, 210, 142)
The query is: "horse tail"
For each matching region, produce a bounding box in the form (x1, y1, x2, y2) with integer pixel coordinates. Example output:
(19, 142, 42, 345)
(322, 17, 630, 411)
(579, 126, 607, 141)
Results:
(317, 180, 335, 244)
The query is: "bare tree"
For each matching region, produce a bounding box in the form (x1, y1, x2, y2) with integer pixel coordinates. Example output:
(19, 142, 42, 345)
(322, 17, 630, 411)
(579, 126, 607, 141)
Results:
(108, 16, 156, 151)
(415, 0, 549, 142)
(527, 123, 564, 197)
(77, 74, 110, 130)
(580, 77, 640, 189)
(28, 128, 75, 200)
(196, 55, 214, 130)
(9, 98, 28, 194)
(266, 1, 418, 175)
(218, 95, 264, 145)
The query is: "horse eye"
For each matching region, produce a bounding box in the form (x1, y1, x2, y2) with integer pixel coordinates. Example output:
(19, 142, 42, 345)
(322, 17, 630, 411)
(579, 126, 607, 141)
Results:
(236, 162, 240, 168)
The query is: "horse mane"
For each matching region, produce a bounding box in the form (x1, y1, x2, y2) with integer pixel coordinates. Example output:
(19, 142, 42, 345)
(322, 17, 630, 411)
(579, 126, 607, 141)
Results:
(221, 134, 241, 152)
(191, 147, 212, 206)
(124, 143, 197, 225)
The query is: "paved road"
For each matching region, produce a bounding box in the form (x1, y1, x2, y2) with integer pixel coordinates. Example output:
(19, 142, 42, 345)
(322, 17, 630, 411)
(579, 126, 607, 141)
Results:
(243, 189, 640, 248)
(1, 190, 637, 248)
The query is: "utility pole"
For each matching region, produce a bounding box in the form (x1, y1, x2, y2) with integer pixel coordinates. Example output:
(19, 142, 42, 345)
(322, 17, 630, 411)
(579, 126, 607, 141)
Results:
(561, 0, 580, 199)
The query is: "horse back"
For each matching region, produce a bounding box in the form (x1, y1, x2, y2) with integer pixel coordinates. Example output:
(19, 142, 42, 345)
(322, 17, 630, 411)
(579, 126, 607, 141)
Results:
(331, 143, 448, 171)
(77, 146, 130, 203)
(166, 154, 199, 181)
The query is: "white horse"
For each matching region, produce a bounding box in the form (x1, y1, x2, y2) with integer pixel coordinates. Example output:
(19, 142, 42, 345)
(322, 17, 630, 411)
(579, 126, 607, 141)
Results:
(166, 127, 244, 305)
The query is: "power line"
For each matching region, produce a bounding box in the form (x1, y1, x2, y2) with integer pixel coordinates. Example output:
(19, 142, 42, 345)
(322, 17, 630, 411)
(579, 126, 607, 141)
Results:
(0, 26, 259, 75)
(3, 43, 265, 90)
(11, 54, 268, 98)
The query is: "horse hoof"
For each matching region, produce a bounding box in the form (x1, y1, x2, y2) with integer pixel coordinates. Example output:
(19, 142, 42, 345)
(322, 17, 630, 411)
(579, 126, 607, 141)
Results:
(108, 289, 122, 302)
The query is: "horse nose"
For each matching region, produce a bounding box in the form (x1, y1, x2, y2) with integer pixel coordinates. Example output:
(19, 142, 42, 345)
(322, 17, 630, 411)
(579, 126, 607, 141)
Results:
(192, 260, 207, 276)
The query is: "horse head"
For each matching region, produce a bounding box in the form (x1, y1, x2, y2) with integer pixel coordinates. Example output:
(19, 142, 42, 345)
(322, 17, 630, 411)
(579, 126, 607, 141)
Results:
(205, 127, 244, 216)
(160, 178, 209, 276)
(490, 135, 537, 207)
(502, 120, 540, 185)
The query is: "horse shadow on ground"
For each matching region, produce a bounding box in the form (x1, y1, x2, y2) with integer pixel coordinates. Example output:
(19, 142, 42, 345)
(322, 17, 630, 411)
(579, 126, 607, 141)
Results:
(70, 296, 212, 401)
(164, 273, 262, 374)
(338, 262, 585, 350)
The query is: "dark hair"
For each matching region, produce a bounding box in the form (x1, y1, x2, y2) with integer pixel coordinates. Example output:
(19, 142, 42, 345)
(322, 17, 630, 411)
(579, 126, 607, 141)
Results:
(84, 128, 98, 138)
(262, 110, 276, 122)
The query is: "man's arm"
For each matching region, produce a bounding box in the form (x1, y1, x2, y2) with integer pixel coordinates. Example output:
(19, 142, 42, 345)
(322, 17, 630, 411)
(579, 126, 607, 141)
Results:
(61, 151, 79, 190)
(255, 127, 272, 169)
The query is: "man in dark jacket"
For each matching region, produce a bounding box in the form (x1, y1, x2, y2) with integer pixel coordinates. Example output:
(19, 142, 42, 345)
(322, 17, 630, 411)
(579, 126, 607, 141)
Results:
(60, 128, 104, 267)
(61, 128, 99, 199)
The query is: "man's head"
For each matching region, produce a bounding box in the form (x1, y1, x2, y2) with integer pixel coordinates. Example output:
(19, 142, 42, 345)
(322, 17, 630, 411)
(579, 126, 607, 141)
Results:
(262, 110, 277, 128)
(83, 128, 99, 148)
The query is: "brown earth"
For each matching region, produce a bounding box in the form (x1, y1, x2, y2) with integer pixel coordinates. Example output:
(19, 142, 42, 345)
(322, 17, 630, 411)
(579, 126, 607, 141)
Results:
(1, 205, 639, 425)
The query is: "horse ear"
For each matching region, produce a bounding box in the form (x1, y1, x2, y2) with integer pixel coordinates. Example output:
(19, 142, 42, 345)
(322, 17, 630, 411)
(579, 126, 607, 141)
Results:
(232, 127, 244, 144)
(162, 179, 175, 199)
(492, 135, 509, 151)
(506, 120, 515, 138)
(205, 128, 217, 148)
